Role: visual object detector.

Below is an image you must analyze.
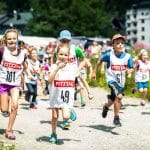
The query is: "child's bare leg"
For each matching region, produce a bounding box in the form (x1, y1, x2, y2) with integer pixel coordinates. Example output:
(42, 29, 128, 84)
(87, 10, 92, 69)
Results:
(51, 108, 59, 134)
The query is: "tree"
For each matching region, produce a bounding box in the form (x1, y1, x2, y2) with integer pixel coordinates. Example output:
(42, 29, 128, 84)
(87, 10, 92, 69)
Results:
(0, 0, 139, 37)
(25, 0, 114, 37)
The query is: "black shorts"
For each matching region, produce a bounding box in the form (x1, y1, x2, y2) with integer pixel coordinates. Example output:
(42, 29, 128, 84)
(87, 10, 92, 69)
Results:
(108, 82, 124, 101)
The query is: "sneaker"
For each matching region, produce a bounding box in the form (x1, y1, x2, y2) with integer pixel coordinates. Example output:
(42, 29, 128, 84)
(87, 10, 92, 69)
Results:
(140, 100, 146, 106)
(102, 105, 109, 118)
(113, 116, 122, 127)
(49, 133, 57, 144)
(81, 103, 86, 107)
(70, 109, 77, 121)
(131, 87, 136, 94)
(2, 112, 10, 117)
(33, 99, 38, 105)
(62, 120, 70, 130)
(30, 103, 37, 109)
(107, 94, 111, 100)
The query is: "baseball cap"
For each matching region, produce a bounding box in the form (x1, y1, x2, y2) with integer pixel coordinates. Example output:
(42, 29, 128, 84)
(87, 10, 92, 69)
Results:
(38, 50, 44, 56)
(59, 30, 72, 40)
(112, 34, 126, 43)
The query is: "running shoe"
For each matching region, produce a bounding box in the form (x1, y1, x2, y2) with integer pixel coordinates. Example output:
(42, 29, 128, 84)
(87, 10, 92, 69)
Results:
(81, 103, 86, 107)
(70, 109, 77, 121)
(113, 116, 122, 127)
(102, 105, 109, 118)
(140, 100, 146, 106)
(131, 87, 136, 94)
(2, 112, 10, 117)
(62, 120, 70, 130)
(49, 133, 57, 144)
(33, 99, 38, 105)
(30, 103, 37, 109)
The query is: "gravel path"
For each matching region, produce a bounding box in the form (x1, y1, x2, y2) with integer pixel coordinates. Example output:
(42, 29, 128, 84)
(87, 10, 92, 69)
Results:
(0, 87, 150, 150)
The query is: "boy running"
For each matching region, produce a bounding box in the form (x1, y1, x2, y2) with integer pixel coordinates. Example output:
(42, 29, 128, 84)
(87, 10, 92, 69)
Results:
(92, 34, 134, 126)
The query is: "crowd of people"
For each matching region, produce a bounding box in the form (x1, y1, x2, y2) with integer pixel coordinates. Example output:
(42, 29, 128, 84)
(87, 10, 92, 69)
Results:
(0, 28, 150, 144)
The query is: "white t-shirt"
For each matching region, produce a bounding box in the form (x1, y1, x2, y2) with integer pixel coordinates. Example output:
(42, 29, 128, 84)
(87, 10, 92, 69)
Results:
(24, 58, 40, 84)
(0, 47, 26, 86)
(50, 63, 77, 108)
(106, 51, 130, 87)
(135, 60, 150, 82)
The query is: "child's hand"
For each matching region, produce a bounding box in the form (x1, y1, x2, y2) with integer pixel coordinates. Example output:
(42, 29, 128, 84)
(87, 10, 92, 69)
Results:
(58, 62, 66, 69)
(88, 93, 94, 100)
(91, 72, 96, 80)
(127, 69, 133, 78)
(127, 73, 131, 78)
(101, 68, 105, 74)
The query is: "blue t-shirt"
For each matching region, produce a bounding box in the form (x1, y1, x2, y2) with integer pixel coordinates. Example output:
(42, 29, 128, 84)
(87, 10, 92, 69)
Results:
(100, 51, 134, 69)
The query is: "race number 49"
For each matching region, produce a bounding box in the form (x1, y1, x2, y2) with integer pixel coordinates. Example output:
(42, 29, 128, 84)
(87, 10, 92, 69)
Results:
(61, 90, 70, 103)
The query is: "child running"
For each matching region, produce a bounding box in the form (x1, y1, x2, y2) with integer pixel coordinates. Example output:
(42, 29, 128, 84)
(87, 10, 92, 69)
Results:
(92, 34, 134, 126)
(77, 57, 93, 107)
(0, 28, 30, 140)
(55, 29, 86, 129)
(48, 45, 93, 144)
(24, 47, 40, 109)
(134, 49, 150, 106)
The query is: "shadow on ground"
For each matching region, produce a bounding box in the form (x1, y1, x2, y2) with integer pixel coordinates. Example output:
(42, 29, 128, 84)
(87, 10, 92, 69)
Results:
(121, 104, 139, 109)
(0, 128, 24, 135)
(19, 103, 30, 110)
(40, 120, 71, 129)
(79, 124, 119, 135)
(36, 136, 81, 145)
(141, 112, 150, 115)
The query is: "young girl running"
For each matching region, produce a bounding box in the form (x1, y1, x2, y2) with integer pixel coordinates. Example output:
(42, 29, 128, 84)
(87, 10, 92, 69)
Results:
(77, 57, 93, 107)
(24, 47, 40, 109)
(48, 46, 93, 144)
(134, 49, 150, 106)
(0, 28, 30, 140)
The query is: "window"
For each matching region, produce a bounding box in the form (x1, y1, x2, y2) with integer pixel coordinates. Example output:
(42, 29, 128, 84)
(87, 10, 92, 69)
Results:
(127, 23, 131, 27)
(141, 19, 145, 23)
(133, 30, 137, 34)
(133, 38, 137, 43)
(127, 31, 130, 35)
(133, 22, 137, 26)
(133, 14, 136, 18)
(126, 15, 130, 19)
(141, 36, 145, 40)
(141, 27, 145, 31)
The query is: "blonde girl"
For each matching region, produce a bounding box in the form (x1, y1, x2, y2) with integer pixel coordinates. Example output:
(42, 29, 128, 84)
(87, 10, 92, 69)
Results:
(134, 49, 150, 106)
(0, 28, 30, 140)
(48, 45, 93, 144)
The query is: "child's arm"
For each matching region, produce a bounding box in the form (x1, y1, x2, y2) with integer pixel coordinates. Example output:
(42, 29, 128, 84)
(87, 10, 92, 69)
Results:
(78, 71, 93, 100)
(127, 68, 134, 78)
(92, 59, 101, 80)
(86, 59, 93, 79)
(101, 62, 106, 74)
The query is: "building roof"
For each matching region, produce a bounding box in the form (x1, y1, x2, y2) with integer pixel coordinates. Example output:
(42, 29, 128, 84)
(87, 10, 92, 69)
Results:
(0, 12, 33, 26)
(138, 0, 150, 8)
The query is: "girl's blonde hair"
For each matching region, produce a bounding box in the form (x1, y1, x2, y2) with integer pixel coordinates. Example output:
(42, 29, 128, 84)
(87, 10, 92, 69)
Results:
(0, 37, 5, 47)
(56, 44, 70, 55)
(28, 46, 37, 55)
(3, 28, 19, 44)
(138, 49, 148, 60)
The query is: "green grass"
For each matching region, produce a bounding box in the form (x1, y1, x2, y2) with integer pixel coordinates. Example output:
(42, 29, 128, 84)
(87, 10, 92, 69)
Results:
(0, 141, 15, 150)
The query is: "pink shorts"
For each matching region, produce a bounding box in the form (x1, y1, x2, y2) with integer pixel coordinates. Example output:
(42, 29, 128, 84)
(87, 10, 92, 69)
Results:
(0, 84, 18, 94)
